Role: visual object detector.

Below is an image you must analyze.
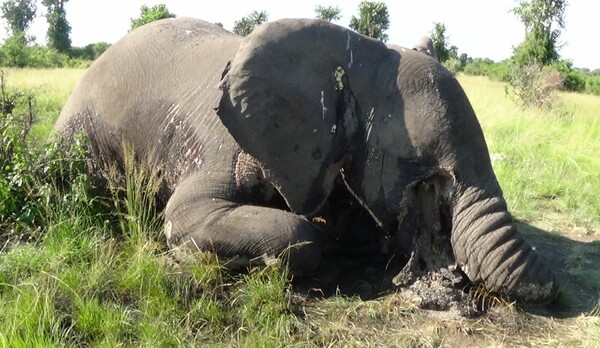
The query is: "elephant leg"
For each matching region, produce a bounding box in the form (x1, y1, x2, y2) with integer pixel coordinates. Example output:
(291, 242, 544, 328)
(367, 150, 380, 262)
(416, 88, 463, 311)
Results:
(164, 172, 322, 275)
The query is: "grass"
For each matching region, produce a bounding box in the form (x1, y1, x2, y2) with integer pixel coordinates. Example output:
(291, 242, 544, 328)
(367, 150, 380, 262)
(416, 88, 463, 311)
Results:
(459, 75, 600, 232)
(1, 68, 86, 142)
(0, 68, 599, 346)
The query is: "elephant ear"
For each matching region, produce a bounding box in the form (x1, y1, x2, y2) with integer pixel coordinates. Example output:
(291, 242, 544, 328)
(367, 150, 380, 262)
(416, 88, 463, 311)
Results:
(217, 19, 362, 214)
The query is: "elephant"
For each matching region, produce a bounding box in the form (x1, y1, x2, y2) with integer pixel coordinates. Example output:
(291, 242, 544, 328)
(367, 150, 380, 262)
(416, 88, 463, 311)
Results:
(413, 36, 437, 59)
(55, 17, 558, 304)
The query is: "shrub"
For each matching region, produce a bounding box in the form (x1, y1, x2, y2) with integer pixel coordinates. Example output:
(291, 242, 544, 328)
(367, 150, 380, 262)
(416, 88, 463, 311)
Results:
(507, 63, 563, 109)
(69, 42, 111, 61)
(584, 75, 600, 96)
(0, 72, 89, 246)
(552, 60, 586, 93)
(463, 58, 511, 82)
(0, 35, 99, 68)
(0, 34, 30, 67)
(443, 58, 463, 75)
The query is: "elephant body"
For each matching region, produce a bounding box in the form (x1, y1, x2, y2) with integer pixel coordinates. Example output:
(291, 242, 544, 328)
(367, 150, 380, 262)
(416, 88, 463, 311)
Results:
(55, 18, 557, 304)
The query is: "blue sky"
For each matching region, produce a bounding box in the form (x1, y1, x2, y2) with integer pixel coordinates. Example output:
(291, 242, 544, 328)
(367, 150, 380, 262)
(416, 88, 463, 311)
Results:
(3, 0, 599, 70)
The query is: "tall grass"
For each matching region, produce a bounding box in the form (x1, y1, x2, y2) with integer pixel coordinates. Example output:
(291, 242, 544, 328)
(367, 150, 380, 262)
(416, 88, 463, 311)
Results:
(459, 75, 600, 232)
(0, 141, 298, 345)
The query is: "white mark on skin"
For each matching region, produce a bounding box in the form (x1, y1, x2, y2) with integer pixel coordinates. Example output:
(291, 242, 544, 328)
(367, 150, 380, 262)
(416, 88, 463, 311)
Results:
(164, 104, 181, 130)
(427, 68, 440, 92)
(245, 114, 252, 119)
(330, 124, 337, 134)
(428, 69, 435, 84)
(313, 129, 318, 133)
(368, 148, 380, 163)
(347, 32, 351, 50)
(320, 90, 328, 119)
(240, 97, 250, 113)
(185, 148, 196, 158)
(165, 220, 172, 240)
(348, 50, 354, 68)
(365, 107, 375, 142)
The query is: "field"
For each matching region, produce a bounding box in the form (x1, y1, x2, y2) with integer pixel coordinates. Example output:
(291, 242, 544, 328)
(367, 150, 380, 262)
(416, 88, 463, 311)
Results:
(1, 68, 599, 346)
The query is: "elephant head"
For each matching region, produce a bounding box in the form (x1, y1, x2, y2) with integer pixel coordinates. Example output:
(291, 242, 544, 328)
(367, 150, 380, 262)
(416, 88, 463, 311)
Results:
(217, 19, 557, 304)
(413, 36, 437, 59)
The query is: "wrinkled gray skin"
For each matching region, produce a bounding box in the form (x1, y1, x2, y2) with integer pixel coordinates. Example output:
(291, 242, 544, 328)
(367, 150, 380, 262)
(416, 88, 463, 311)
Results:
(55, 18, 557, 304)
(413, 36, 437, 59)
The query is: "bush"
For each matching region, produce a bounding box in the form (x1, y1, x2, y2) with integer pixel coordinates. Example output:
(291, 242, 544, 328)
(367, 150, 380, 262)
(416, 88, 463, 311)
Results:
(0, 72, 89, 245)
(552, 60, 586, 93)
(69, 42, 111, 61)
(584, 75, 600, 96)
(463, 58, 511, 82)
(0, 34, 30, 67)
(507, 63, 563, 109)
(443, 58, 463, 75)
(0, 35, 101, 68)
(0, 38, 66, 68)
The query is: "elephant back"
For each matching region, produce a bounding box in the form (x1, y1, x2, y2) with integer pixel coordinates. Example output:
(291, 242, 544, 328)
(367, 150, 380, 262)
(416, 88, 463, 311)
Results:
(55, 18, 242, 193)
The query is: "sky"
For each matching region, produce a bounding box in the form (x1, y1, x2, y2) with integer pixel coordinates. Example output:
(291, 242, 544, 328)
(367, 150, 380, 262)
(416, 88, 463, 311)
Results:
(3, 0, 599, 70)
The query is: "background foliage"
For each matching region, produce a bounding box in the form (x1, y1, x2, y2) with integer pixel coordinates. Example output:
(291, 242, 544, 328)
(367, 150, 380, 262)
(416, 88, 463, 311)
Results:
(314, 5, 341, 22)
(130, 4, 175, 31)
(232, 10, 268, 37)
(349, 1, 390, 41)
(42, 0, 71, 52)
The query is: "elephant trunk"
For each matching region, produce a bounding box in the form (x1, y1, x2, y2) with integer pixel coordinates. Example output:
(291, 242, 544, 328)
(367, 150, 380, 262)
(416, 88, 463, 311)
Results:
(450, 185, 558, 304)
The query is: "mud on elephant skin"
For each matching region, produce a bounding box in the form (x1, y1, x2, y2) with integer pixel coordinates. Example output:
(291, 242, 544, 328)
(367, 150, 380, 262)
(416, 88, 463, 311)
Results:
(55, 17, 558, 305)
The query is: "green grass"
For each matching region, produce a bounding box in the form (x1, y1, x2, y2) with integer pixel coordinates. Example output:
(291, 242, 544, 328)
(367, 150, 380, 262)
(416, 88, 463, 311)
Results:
(1, 68, 86, 141)
(1, 69, 600, 346)
(459, 75, 600, 232)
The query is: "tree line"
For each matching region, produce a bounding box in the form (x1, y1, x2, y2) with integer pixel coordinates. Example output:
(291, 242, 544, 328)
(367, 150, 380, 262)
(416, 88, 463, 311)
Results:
(1, 1, 598, 98)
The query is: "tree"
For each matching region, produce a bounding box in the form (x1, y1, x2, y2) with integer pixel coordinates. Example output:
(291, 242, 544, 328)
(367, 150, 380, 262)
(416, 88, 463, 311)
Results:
(511, 0, 567, 66)
(0, 0, 36, 41)
(232, 10, 268, 37)
(130, 4, 175, 31)
(315, 5, 341, 22)
(430, 22, 450, 62)
(0, 32, 29, 66)
(42, 0, 70, 52)
(349, 1, 389, 41)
